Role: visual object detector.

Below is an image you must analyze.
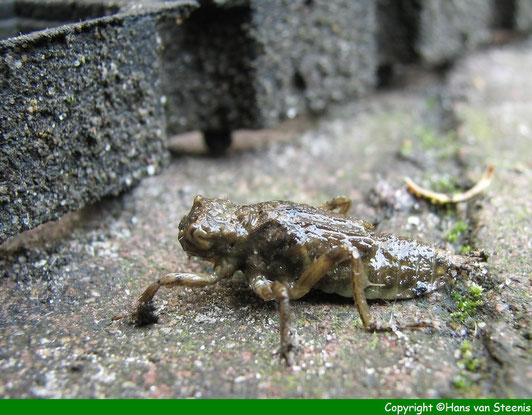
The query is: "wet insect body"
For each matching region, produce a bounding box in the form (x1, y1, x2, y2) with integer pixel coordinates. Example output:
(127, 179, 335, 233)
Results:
(134, 196, 472, 363)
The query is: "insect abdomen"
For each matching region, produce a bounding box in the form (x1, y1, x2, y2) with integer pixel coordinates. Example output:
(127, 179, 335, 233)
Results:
(364, 235, 448, 300)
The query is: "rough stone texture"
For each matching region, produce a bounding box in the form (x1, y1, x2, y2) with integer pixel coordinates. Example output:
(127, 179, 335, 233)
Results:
(0, 40, 530, 398)
(0, 3, 197, 243)
(161, 0, 377, 134)
(249, 0, 376, 125)
(447, 40, 532, 398)
(0, 0, 122, 39)
(378, 0, 494, 67)
(516, 0, 532, 32)
(417, 0, 493, 65)
(157, 2, 259, 134)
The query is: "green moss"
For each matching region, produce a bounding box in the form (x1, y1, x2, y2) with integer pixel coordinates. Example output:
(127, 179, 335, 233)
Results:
(468, 283, 484, 298)
(413, 127, 459, 159)
(451, 282, 484, 322)
(453, 374, 469, 389)
(453, 340, 483, 396)
(460, 245, 472, 254)
(447, 220, 469, 244)
(416, 127, 441, 150)
(458, 340, 481, 371)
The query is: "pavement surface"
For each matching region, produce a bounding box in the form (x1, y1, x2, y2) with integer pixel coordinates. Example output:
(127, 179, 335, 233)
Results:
(0, 39, 530, 398)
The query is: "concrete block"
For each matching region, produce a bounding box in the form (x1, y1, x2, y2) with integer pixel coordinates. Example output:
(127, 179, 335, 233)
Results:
(0, 2, 196, 243)
(417, 0, 493, 65)
(516, 0, 532, 32)
(160, 0, 377, 134)
(249, 0, 377, 126)
(378, 0, 494, 67)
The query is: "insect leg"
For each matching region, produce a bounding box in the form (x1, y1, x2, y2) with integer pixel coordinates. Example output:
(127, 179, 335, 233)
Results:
(136, 259, 235, 305)
(346, 249, 430, 331)
(250, 276, 294, 365)
(288, 245, 390, 332)
(348, 248, 373, 329)
(289, 245, 353, 299)
(288, 245, 389, 330)
(347, 257, 433, 332)
(137, 273, 222, 303)
(125, 272, 223, 325)
(321, 196, 352, 215)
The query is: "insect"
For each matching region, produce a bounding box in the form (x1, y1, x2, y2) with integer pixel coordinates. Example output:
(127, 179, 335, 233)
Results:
(131, 195, 481, 365)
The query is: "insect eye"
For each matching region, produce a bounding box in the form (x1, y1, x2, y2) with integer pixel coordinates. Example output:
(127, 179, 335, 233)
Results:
(190, 227, 212, 250)
(193, 195, 205, 207)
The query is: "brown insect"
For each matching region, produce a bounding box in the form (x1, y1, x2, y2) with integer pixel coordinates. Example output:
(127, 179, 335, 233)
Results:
(129, 195, 483, 364)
